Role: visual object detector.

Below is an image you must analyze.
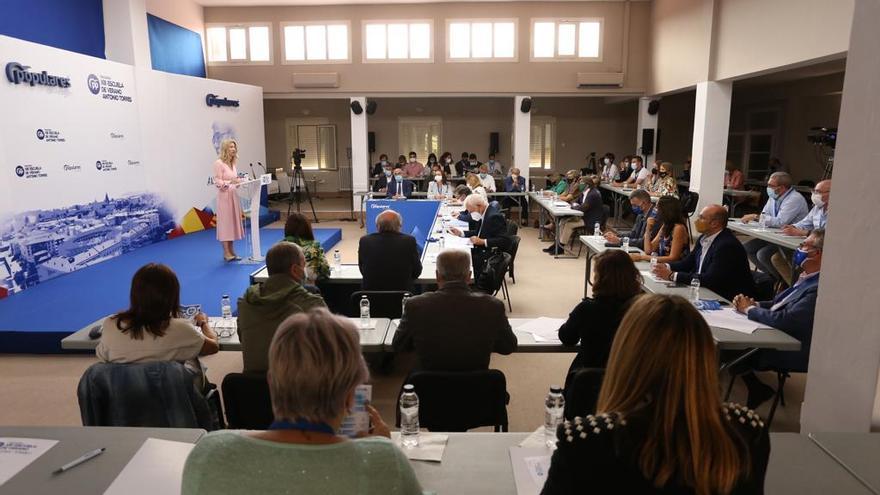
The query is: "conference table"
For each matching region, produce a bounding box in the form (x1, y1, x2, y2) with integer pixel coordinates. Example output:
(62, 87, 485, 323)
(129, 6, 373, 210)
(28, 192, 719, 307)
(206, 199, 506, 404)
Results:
(385, 318, 575, 353)
(809, 432, 880, 493)
(728, 218, 805, 250)
(5, 427, 874, 495)
(527, 192, 584, 258)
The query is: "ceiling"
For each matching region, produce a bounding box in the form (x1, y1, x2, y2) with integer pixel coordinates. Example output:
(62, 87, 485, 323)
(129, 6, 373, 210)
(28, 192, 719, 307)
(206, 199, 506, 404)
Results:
(195, 0, 643, 6)
(734, 58, 847, 88)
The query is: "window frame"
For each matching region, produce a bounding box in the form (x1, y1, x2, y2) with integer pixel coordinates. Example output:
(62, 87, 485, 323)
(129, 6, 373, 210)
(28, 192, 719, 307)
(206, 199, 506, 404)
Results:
(280, 21, 352, 65)
(529, 17, 604, 62)
(361, 19, 435, 64)
(285, 118, 339, 171)
(529, 116, 556, 170)
(398, 116, 443, 159)
(444, 18, 519, 63)
(205, 22, 274, 66)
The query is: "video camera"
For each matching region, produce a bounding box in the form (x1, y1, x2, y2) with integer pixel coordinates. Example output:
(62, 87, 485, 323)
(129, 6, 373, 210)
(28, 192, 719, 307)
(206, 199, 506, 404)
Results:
(292, 148, 307, 168)
(807, 127, 837, 148)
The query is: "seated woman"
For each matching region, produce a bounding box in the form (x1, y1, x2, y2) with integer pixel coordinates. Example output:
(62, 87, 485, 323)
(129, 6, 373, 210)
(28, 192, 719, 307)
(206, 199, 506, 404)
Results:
(558, 250, 641, 374)
(182, 309, 423, 495)
(439, 151, 454, 176)
(96, 263, 219, 389)
(428, 169, 453, 199)
(631, 196, 690, 264)
(725, 161, 745, 190)
(283, 212, 331, 283)
(649, 162, 678, 198)
(466, 173, 488, 200)
(542, 294, 770, 495)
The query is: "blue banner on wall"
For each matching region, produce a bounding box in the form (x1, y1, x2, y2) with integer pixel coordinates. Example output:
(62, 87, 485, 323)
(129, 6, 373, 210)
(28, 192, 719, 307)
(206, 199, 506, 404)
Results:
(0, 0, 105, 59)
(147, 14, 206, 78)
(364, 200, 441, 255)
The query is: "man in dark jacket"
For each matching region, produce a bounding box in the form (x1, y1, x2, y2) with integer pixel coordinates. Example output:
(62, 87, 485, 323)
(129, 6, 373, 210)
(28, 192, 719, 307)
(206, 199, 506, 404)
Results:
(652, 204, 756, 301)
(603, 189, 659, 250)
(392, 249, 517, 370)
(449, 195, 512, 279)
(358, 209, 423, 291)
(237, 242, 326, 374)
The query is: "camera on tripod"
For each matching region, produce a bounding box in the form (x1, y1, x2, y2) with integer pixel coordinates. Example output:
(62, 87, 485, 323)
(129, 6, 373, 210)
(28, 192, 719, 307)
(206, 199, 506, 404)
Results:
(807, 127, 837, 148)
(292, 148, 307, 168)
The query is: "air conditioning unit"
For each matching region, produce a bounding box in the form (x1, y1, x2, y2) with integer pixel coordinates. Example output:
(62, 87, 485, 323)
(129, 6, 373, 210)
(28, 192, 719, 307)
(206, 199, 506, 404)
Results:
(292, 73, 340, 88)
(577, 72, 625, 88)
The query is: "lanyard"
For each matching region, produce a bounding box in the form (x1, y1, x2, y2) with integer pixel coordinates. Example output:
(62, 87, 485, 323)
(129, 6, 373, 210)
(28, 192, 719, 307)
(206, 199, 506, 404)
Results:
(269, 419, 335, 435)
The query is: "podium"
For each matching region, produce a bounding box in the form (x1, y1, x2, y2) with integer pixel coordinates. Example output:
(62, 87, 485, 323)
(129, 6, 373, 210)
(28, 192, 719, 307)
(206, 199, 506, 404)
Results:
(236, 174, 272, 262)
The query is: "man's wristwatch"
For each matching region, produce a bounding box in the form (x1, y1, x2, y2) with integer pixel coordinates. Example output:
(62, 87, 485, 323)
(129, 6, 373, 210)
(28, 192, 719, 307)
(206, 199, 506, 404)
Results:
(667, 272, 675, 282)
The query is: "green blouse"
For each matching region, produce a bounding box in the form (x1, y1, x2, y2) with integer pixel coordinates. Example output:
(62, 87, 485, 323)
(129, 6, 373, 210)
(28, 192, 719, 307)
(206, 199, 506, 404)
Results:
(552, 179, 569, 194)
(283, 236, 331, 281)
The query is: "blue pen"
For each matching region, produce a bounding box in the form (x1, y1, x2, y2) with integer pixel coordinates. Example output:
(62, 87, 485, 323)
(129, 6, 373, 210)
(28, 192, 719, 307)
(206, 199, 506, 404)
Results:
(52, 447, 106, 474)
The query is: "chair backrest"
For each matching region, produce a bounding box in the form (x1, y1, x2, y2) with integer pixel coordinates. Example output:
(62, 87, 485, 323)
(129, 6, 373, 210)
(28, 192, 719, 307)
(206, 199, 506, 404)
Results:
(563, 368, 605, 420)
(222, 372, 274, 429)
(506, 220, 519, 237)
(349, 290, 411, 318)
(77, 361, 216, 429)
(507, 235, 521, 262)
(478, 251, 511, 293)
(682, 191, 700, 217)
(395, 369, 509, 432)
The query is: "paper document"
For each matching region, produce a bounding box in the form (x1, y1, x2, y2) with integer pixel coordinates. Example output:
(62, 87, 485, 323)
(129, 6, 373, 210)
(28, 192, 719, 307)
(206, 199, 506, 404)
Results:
(700, 308, 762, 334)
(0, 438, 58, 486)
(516, 317, 565, 343)
(103, 438, 194, 495)
(509, 447, 552, 495)
(339, 385, 372, 437)
(443, 235, 473, 249)
(639, 270, 675, 285)
(395, 433, 448, 462)
(552, 201, 570, 208)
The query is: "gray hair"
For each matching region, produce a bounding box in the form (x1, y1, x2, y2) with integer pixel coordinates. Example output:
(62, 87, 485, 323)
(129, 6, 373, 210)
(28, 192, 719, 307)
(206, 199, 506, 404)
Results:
(769, 172, 793, 188)
(810, 228, 825, 250)
(268, 308, 369, 423)
(266, 242, 305, 276)
(437, 249, 471, 282)
(376, 210, 402, 233)
(453, 184, 471, 199)
(464, 193, 488, 210)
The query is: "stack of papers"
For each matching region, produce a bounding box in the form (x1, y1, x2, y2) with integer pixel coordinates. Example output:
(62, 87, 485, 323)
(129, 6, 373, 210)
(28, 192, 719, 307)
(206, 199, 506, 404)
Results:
(516, 317, 564, 343)
(552, 201, 570, 208)
(104, 438, 194, 495)
(700, 308, 762, 334)
(443, 235, 473, 249)
(0, 438, 58, 486)
(639, 270, 675, 285)
(396, 433, 448, 462)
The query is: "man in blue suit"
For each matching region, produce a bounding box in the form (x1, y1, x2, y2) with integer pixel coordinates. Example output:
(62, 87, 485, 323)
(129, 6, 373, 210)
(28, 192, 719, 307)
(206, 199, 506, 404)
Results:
(730, 228, 824, 408)
(386, 167, 414, 199)
(652, 204, 756, 301)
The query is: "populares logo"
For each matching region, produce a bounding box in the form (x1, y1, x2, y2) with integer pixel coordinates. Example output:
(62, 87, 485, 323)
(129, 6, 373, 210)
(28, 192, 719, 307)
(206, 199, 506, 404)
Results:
(35, 128, 65, 143)
(87, 74, 100, 94)
(95, 160, 117, 172)
(15, 164, 47, 179)
(87, 74, 132, 102)
(15, 166, 25, 177)
(5, 62, 71, 88)
(36, 129, 45, 140)
(206, 94, 240, 108)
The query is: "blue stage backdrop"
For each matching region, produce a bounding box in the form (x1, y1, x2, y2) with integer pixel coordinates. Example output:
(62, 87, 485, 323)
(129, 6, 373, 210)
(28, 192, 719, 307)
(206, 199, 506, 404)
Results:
(364, 200, 441, 254)
(0, 0, 105, 59)
(147, 14, 206, 78)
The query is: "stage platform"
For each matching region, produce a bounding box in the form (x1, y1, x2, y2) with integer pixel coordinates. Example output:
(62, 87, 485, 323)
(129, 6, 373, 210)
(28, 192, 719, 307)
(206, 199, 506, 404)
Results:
(0, 227, 341, 354)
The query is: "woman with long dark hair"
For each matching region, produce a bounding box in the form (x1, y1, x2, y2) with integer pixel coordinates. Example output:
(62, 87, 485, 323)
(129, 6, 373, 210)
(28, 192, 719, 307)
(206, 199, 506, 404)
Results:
(631, 196, 690, 264)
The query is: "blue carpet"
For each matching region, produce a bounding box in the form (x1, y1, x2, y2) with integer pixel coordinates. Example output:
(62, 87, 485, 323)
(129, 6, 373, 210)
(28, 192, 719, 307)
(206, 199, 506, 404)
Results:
(0, 227, 340, 353)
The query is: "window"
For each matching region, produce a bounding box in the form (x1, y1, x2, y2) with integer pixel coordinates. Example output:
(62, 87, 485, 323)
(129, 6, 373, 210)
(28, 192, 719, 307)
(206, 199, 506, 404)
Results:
(529, 118, 554, 169)
(282, 22, 350, 63)
(363, 21, 433, 62)
(531, 19, 602, 61)
(206, 23, 273, 64)
(398, 117, 442, 159)
(447, 20, 517, 61)
(286, 119, 338, 170)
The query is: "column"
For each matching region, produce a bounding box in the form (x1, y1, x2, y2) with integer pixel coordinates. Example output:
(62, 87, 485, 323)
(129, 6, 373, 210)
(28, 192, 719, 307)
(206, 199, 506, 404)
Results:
(513, 96, 531, 188)
(636, 97, 658, 166)
(801, 0, 880, 433)
(350, 97, 370, 213)
(102, 0, 152, 67)
(689, 81, 731, 211)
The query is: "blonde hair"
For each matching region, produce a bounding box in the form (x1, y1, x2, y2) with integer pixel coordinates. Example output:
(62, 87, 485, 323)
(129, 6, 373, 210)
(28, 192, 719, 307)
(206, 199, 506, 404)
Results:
(466, 173, 481, 188)
(219, 138, 238, 166)
(268, 308, 369, 423)
(598, 294, 749, 495)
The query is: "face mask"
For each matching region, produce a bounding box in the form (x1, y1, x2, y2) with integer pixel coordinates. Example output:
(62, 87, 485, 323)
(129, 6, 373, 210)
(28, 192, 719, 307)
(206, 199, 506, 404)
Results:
(631, 205, 643, 215)
(409, 157, 416, 163)
(381, 160, 387, 165)
(395, 175, 403, 182)
(694, 218, 708, 234)
(384, 170, 392, 177)
(479, 173, 487, 179)
(470, 211, 483, 222)
(434, 175, 442, 183)
(604, 158, 610, 165)
(511, 174, 519, 179)
(469, 161, 477, 166)
(793, 248, 811, 267)
(631, 163, 638, 170)
(811, 193, 825, 208)
(659, 172, 668, 178)
(488, 160, 495, 165)
(429, 158, 436, 163)
(766, 187, 779, 200)
(446, 158, 452, 164)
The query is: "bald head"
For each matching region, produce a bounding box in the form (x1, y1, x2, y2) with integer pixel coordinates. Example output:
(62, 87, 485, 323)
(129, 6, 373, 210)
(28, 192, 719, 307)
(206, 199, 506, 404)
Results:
(698, 204, 729, 234)
(376, 210, 402, 233)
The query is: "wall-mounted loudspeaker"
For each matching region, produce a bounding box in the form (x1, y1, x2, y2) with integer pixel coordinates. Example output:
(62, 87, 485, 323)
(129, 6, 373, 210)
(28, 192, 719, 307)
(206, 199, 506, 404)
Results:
(366, 101, 377, 115)
(350, 101, 363, 115)
(640, 128, 655, 155)
(647, 99, 660, 115)
(489, 132, 500, 154)
(520, 97, 532, 113)
(368, 132, 376, 153)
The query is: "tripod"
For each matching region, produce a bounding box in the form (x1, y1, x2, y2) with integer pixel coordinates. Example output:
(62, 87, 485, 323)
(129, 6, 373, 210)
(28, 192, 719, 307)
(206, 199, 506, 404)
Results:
(287, 165, 318, 223)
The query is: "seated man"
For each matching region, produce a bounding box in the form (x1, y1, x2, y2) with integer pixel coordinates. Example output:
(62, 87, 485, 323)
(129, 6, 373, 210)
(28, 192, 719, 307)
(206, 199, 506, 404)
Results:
(545, 176, 604, 255)
(653, 204, 756, 301)
(449, 194, 512, 281)
(603, 189, 658, 251)
(503, 167, 529, 224)
(372, 161, 394, 193)
(731, 228, 824, 408)
(740, 172, 809, 281)
(358, 210, 422, 292)
(403, 151, 425, 178)
(386, 167, 414, 199)
(392, 249, 517, 370)
(772, 179, 830, 286)
(455, 152, 470, 176)
(616, 155, 649, 188)
(487, 153, 504, 175)
(478, 163, 496, 192)
(237, 242, 326, 374)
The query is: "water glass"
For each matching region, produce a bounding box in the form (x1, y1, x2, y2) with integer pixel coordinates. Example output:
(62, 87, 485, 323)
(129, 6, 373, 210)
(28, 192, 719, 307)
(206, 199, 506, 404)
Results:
(622, 237, 630, 251)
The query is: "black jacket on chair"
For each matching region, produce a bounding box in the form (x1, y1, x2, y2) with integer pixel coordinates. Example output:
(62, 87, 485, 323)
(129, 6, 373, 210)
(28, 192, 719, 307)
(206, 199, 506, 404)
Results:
(669, 228, 756, 300)
(358, 231, 423, 292)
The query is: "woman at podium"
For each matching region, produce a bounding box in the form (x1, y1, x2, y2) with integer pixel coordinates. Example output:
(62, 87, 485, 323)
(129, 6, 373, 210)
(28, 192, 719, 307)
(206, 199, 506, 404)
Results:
(213, 139, 244, 262)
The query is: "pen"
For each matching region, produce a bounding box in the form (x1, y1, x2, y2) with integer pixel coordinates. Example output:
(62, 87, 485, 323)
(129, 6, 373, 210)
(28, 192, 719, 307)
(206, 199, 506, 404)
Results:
(52, 447, 106, 474)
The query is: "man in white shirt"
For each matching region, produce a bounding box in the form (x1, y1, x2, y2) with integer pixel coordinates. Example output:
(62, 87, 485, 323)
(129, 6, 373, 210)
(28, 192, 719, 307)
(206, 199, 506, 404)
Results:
(617, 156, 648, 188)
(486, 154, 504, 176)
(478, 164, 497, 192)
(771, 179, 830, 286)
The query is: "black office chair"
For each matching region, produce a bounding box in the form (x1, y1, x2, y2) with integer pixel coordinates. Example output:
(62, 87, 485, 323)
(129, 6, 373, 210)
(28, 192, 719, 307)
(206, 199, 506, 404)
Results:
(349, 290, 411, 319)
(506, 220, 519, 237)
(395, 369, 510, 432)
(221, 372, 274, 429)
(506, 235, 521, 284)
(563, 368, 605, 420)
(682, 191, 700, 218)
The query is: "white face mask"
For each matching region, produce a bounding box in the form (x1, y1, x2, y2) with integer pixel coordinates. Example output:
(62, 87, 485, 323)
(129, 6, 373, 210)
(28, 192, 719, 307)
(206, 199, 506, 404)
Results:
(511, 174, 519, 179)
(409, 157, 416, 163)
(811, 192, 826, 208)
(470, 211, 483, 222)
(604, 158, 610, 165)
(469, 160, 477, 166)
(631, 163, 638, 170)
(434, 175, 442, 182)
(446, 158, 452, 164)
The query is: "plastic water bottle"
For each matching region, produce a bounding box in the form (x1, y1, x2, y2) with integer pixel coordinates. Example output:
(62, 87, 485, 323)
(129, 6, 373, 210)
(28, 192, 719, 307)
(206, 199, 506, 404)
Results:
(690, 276, 701, 305)
(359, 295, 370, 328)
(221, 295, 232, 319)
(401, 293, 411, 318)
(400, 384, 420, 448)
(758, 213, 767, 231)
(593, 222, 602, 239)
(650, 253, 658, 271)
(544, 386, 565, 448)
(333, 249, 341, 272)
(622, 236, 630, 251)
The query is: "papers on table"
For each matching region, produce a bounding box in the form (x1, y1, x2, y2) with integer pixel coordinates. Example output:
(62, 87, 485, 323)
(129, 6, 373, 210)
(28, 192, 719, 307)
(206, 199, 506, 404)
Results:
(442, 235, 473, 250)
(639, 270, 675, 285)
(515, 317, 565, 343)
(0, 438, 58, 486)
(339, 385, 371, 438)
(700, 307, 762, 334)
(509, 447, 552, 495)
(397, 433, 448, 462)
(103, 438, 194, 495)
(552, 201, 571, 208)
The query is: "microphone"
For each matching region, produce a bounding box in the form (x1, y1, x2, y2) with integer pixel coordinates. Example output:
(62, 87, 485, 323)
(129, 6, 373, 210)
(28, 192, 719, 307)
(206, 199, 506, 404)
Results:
(249, 163, 256, 179)
(257, 162, 264, 176)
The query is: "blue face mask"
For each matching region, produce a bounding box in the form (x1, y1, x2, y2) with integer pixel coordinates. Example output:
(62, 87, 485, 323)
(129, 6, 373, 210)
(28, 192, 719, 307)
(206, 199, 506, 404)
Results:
(631, 205, 643, 215)
(384, 169, 392, 177)
(766, 187, 779, 200)
(792, 248, 811, 267)
(479, 173, 487, 179)
(395, 175, 403, 182)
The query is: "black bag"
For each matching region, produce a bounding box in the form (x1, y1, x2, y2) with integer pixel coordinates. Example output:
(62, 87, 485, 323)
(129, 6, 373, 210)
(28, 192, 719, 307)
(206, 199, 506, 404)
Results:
(476, 249, 509, 293)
